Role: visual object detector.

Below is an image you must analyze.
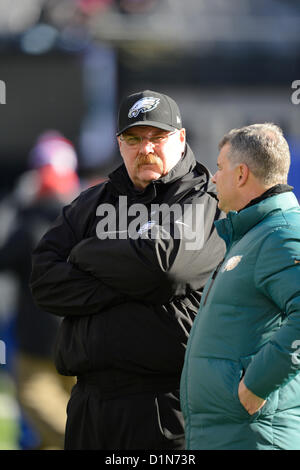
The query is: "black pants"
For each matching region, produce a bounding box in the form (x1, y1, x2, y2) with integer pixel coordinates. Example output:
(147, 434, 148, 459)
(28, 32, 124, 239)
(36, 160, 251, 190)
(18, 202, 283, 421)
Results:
(64, 382, 185, 450)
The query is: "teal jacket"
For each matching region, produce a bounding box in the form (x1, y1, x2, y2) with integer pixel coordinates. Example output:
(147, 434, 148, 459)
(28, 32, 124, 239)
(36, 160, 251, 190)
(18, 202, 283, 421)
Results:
(180, 190, 300, 450)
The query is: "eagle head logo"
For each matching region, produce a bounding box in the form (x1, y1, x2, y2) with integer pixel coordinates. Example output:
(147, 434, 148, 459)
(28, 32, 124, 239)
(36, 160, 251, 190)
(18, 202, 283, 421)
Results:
(221, 255, 243, 272)
(128, 97, 160, 118)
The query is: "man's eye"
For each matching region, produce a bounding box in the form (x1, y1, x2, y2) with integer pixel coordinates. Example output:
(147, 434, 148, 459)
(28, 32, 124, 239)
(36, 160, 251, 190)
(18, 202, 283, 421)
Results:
(126, 136, 140, 145)
(151, 136, 165, 143)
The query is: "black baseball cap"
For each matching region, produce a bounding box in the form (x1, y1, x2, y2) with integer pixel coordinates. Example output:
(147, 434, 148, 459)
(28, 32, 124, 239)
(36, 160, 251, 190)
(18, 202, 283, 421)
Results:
(117, 90, 182, 136)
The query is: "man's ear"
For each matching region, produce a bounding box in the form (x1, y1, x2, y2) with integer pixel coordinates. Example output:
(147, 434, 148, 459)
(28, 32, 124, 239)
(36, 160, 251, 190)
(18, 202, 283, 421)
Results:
(117, 135, 122, 151)
(236, 163, 249, 187)
(179, 128, 186, 153)
(179, 128, 186, 142)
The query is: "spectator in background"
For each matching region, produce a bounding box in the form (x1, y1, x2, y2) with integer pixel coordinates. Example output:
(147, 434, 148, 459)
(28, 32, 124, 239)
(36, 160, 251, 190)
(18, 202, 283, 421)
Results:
(0, 131, 80, 449)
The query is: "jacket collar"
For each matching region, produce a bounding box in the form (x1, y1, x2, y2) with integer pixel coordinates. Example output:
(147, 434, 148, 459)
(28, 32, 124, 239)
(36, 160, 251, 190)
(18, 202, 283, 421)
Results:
(241, 184, 293, 211)
(215, 189, 299, 246)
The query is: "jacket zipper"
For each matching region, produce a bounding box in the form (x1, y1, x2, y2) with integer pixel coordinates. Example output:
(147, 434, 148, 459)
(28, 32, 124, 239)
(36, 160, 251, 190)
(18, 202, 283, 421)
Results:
(203, 258, 224, 306)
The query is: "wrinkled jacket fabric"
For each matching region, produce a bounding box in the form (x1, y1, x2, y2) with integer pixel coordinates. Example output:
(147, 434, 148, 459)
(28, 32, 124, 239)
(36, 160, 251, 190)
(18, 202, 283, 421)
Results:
(180, 190, 300, 450)
(30, 145, 225, 396)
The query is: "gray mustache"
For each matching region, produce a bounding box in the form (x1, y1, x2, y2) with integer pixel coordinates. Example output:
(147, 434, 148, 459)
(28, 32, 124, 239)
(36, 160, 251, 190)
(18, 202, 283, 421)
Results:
(135, 154, 163, 172)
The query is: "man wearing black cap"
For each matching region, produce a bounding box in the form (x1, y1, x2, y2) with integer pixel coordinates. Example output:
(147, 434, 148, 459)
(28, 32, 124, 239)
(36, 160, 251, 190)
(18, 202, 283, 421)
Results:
(30, 90, 225, 450)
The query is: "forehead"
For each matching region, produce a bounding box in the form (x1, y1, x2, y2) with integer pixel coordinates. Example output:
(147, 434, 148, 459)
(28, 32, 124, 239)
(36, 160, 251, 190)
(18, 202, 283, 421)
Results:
(125, 126, 168, 136)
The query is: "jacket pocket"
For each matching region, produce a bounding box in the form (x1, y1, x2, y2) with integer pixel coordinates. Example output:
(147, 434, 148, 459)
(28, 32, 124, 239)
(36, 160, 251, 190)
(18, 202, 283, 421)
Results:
(55, 316, 91, 375)
(232, 369, 261, 421)
(240, 354, 279, 417)
(187, 357, 260, 422)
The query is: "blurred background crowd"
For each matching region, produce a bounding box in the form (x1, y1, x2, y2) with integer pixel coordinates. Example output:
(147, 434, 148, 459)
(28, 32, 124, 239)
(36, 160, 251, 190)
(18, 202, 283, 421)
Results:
(0, 0, 299, 450)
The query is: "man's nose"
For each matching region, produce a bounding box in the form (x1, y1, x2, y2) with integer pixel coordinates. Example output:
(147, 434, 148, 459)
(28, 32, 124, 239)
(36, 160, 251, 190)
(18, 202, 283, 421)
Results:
(139, 138, 155, 153)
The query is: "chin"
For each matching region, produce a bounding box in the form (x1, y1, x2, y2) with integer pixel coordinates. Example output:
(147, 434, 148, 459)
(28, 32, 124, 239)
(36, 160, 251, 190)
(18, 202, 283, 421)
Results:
(218, 200, 226, 213)
(139, 168, 162, 182)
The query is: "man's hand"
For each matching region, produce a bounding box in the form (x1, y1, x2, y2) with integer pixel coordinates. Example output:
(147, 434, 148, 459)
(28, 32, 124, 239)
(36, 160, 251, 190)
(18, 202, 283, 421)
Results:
(238, 378, 266, 415)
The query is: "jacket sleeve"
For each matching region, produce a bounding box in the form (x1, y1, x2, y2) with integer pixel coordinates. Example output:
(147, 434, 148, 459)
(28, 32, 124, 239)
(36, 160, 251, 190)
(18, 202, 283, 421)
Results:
(30, 192, 126, 317)
(243, 227, 300, 398)
(69, 192, 226, 304)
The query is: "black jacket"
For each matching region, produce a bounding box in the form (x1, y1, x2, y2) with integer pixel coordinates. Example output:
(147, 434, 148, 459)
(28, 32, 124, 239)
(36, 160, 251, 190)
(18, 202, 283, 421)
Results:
(30, 145, 225, 396)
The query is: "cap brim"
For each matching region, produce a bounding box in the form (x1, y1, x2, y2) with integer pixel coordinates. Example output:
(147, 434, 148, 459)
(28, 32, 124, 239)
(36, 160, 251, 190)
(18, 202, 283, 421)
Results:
(116, 121, 177, 136)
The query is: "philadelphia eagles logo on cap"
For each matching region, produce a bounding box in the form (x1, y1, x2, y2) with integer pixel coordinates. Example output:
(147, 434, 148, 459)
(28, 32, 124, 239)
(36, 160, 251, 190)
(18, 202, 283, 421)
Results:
(128, 97, 160, 119)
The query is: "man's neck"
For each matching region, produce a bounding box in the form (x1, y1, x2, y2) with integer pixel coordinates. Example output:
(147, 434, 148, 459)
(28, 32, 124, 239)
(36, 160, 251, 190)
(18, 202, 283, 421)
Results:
(240, 183, 293, 212)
